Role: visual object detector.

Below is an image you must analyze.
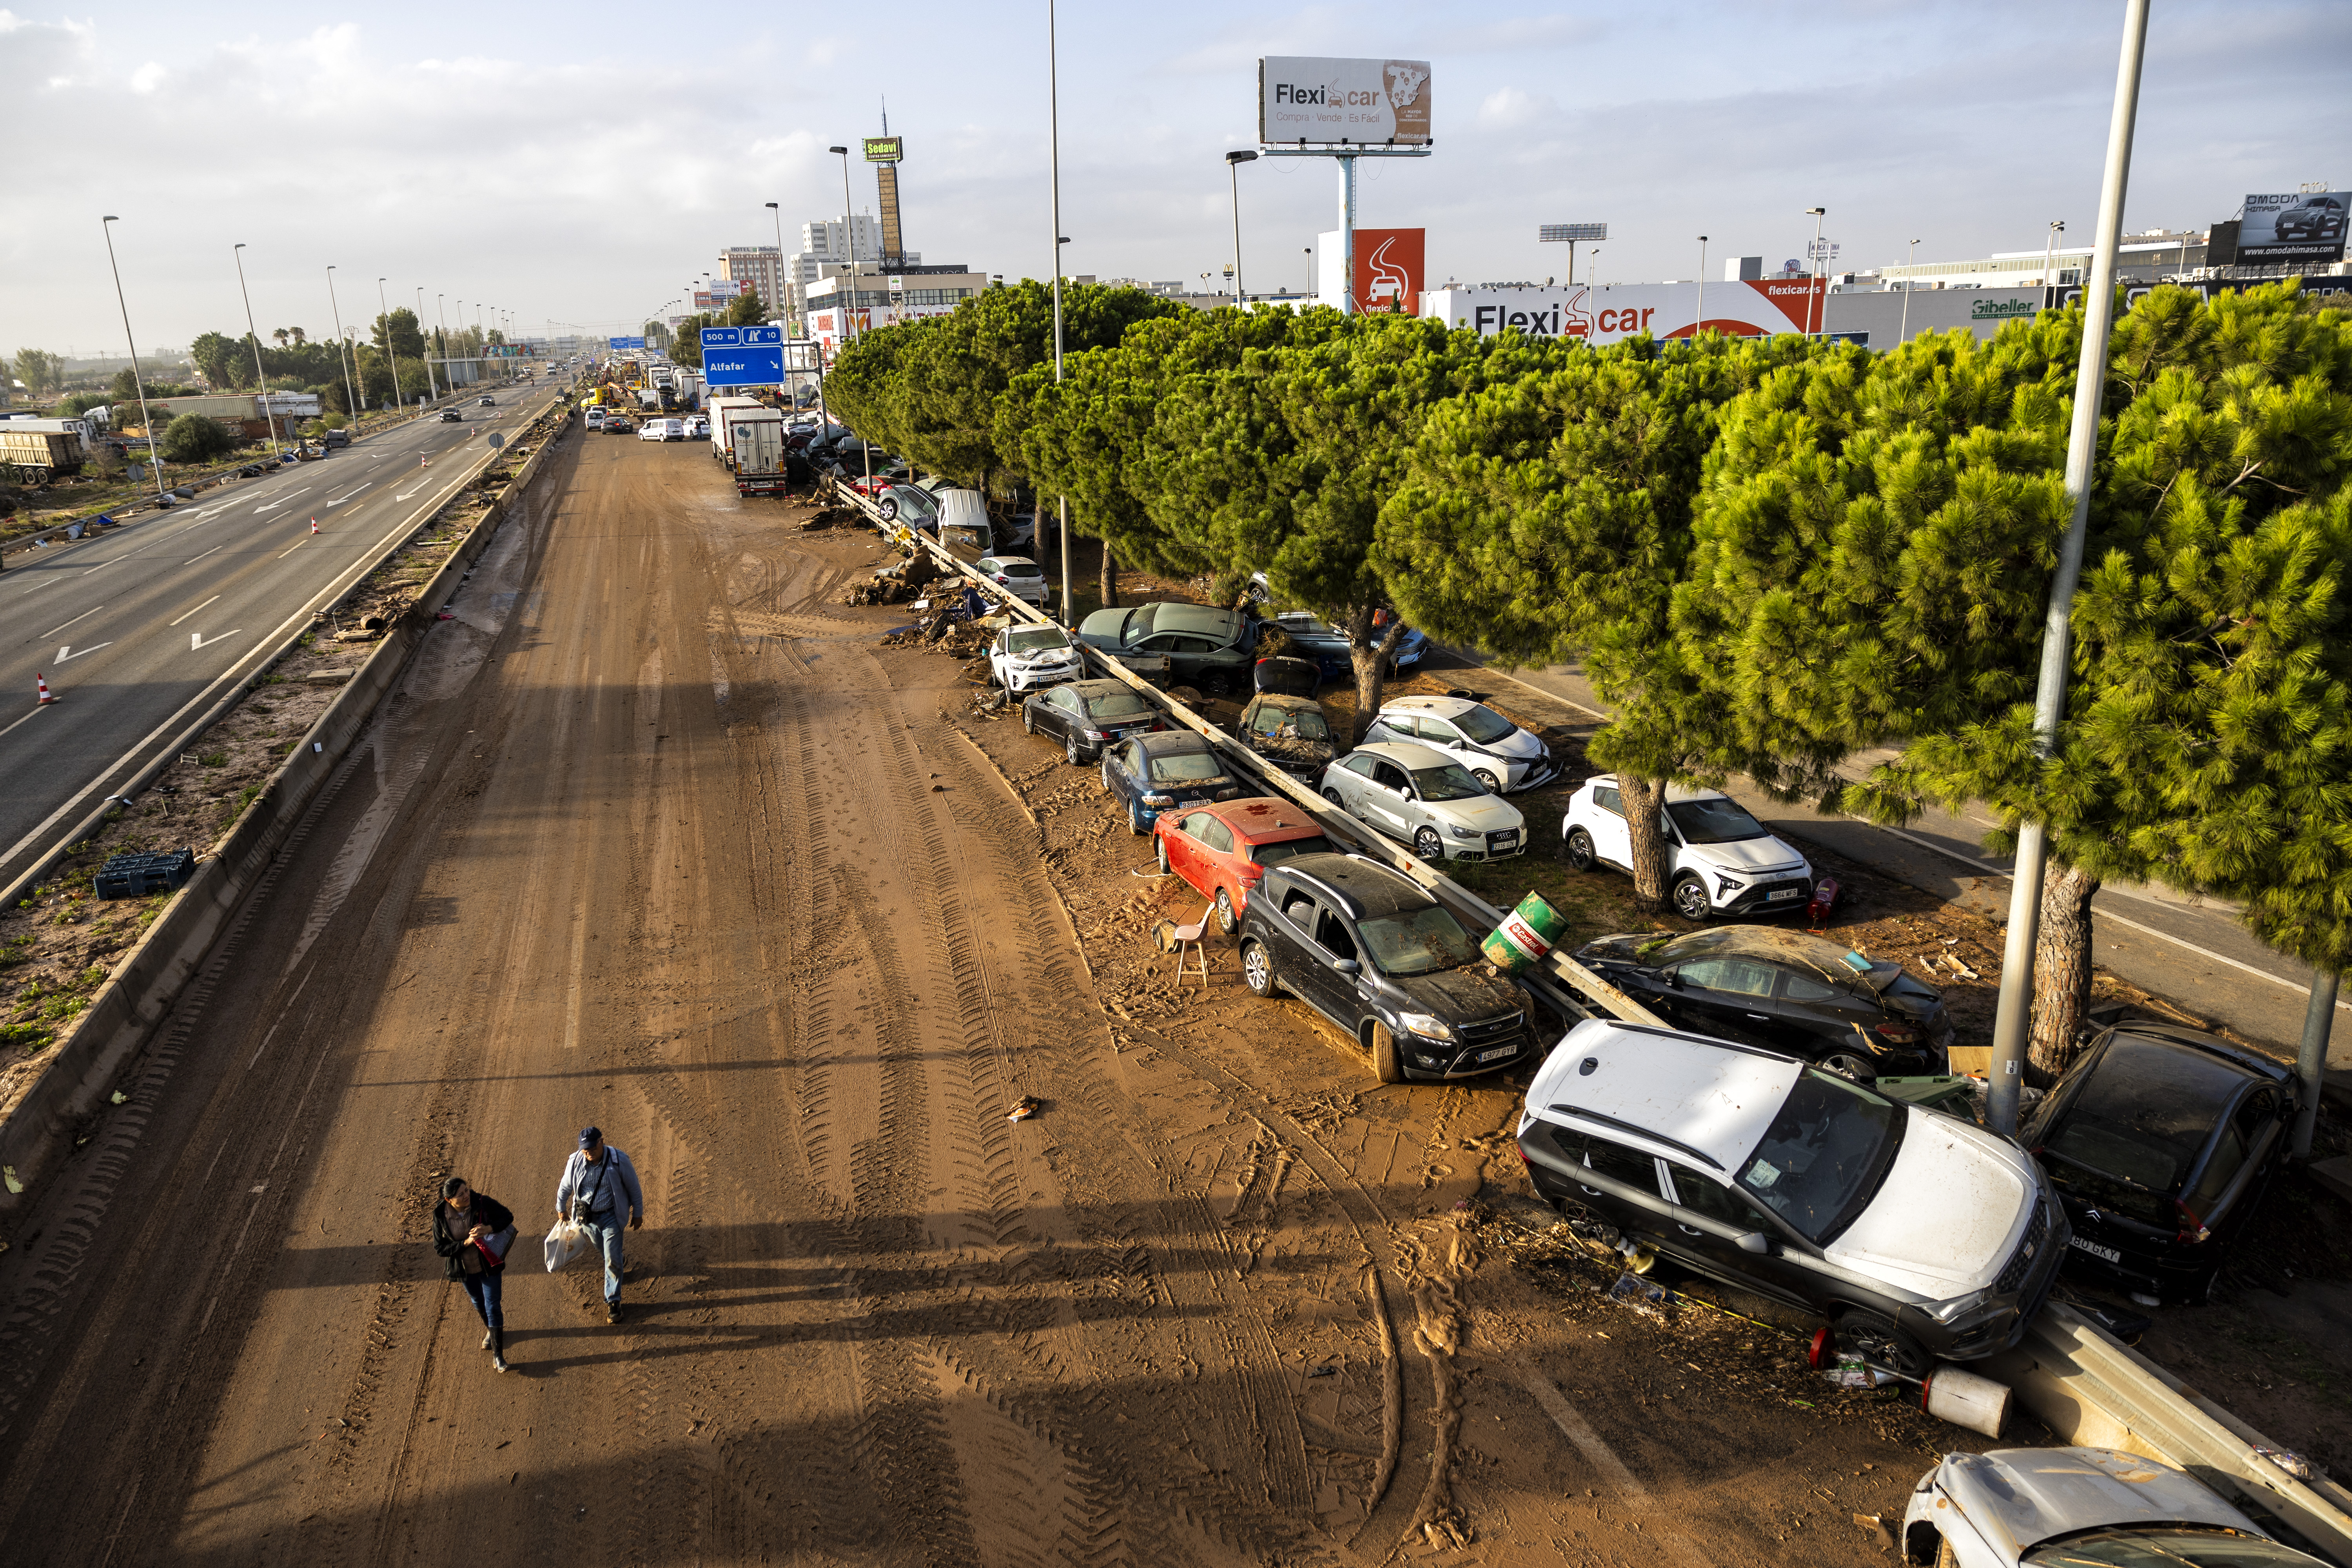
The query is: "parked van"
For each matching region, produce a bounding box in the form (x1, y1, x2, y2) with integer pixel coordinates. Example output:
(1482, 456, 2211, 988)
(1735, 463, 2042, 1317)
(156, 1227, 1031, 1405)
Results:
(936, 490, 994, 563)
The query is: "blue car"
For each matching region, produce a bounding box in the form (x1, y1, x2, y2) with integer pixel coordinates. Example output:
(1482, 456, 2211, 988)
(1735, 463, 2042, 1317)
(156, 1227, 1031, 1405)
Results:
(1101, 730, 1242, 835)
(1274, 610, 1429, 682)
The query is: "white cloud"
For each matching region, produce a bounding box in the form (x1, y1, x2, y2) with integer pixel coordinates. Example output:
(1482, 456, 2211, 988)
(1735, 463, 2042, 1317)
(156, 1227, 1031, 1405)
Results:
(1477, 86, 1557, 130)
(127, 61, 165, 94)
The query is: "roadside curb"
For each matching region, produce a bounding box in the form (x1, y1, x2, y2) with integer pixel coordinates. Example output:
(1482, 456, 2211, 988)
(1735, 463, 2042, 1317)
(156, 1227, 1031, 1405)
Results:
(0, 407, 573, 1224)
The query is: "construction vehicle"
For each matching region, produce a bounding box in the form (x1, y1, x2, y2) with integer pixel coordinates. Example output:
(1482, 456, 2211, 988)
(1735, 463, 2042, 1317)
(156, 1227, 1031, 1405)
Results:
(2, 418, 95, 483)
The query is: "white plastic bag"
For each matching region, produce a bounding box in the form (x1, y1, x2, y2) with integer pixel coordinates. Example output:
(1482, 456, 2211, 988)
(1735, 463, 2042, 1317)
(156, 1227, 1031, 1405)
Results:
(544, 1217, 592, 1273)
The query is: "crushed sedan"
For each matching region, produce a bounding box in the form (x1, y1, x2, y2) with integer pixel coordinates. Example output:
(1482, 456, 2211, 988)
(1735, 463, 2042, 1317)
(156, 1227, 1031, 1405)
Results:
(1235, 657, 1338, 781)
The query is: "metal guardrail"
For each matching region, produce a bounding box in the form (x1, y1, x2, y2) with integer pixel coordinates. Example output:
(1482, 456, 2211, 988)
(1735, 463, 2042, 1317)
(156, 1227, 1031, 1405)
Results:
(829, 482, 1664, 1031)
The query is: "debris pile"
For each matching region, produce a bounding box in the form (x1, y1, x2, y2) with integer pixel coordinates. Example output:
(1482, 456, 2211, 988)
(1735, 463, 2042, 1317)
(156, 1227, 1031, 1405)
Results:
(799, 506, 858, 532)
(844, 549, 938, 607)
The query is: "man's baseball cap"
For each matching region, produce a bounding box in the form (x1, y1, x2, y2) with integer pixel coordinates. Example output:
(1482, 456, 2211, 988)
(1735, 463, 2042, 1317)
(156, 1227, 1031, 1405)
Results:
(579, 1126, 603, 1148)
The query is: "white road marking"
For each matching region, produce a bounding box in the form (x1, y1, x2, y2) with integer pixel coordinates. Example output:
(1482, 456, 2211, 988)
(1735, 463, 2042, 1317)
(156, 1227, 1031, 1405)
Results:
(0, 706, 54, 740)
(184, 546, 224, 566)
(41, 606, 105, 639)
(1512, 1354, 1714, 1568)
(275, 539, 309, 560)
(189, 630, 242, 651)
(167, 594, 221, 627)
(57, 643, 111, 662)
(323, 482, 372, 506)
(253, 488, 312, 513)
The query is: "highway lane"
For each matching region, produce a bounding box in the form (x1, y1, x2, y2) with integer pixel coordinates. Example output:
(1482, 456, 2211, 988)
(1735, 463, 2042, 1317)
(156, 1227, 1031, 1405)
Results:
(0, 381, 567, 884)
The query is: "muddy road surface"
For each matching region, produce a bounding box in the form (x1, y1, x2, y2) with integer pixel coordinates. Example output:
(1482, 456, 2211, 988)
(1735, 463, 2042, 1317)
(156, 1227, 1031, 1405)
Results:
(0, 432, 1978, 1566)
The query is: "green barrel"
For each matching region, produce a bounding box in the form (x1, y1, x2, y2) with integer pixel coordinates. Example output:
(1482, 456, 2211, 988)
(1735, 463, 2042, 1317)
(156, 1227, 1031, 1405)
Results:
(1481, 891, 1569, 973)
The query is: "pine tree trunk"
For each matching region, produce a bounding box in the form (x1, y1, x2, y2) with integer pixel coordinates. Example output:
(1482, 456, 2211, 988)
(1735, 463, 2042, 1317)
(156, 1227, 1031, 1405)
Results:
(1099, 539, 1119, 611)
(1344, 607, 1408, 745)
(1617, 774, 1673, 913)
(2027, 863, 2102, 1080)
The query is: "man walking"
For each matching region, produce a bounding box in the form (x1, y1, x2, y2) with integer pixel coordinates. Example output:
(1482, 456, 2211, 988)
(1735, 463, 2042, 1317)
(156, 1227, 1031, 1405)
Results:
(555, 1126, 643, 1323)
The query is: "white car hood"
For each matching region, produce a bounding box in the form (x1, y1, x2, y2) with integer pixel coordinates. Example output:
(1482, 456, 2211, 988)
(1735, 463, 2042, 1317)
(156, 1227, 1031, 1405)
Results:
(1824, 1111, 2031, 1297)
(1923, 1448, 2263, 1564)
(1687, 833, 1809, 877)
(1437, 795, 1526, 834)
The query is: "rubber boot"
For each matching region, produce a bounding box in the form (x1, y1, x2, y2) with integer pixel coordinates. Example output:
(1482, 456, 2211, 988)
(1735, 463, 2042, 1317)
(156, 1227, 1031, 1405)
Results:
(491, 1327, 508, 1372)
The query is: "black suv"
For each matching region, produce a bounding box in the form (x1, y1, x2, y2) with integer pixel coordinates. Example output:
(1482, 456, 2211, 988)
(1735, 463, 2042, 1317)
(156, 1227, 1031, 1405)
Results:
(1237, 852, 1533, 1083)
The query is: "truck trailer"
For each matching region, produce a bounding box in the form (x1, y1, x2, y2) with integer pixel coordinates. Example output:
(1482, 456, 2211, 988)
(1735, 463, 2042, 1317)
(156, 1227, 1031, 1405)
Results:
(1, 419, 95, 483)
(728, 407, 787, 497)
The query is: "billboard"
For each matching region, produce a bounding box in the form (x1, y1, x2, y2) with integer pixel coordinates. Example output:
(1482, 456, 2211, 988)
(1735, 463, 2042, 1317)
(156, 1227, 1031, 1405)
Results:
(864, 136, 904, 162)
(1426, 277, 1828, 346)
(1260, 57, 1430, 145)
(2234, 192, 2347, 266)
(1315, 228, 1425, 313)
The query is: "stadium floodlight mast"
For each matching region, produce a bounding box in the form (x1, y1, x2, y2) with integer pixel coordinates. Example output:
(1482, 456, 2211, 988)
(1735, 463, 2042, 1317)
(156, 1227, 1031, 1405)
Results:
(100, 216, 167, 503)
(1538, 222, 1606, 286)
(1225, 150, 1258, 305)
(232, 243, 283, 459)
(1983, 0, 2152, 1138)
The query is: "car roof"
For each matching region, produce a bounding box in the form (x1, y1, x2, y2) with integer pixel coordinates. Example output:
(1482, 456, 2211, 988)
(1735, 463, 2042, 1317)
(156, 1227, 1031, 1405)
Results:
(1627, 927, 1892, 988)
(1381, 694, 1485, 719)
(1352, 740, 1455, 771)
(978, 556, 1037, 568)
(1145, 602, 1242, 637)
(1201, 797, 1323, 842)
(1579, 773, 1731, 806)
(1133, 729, 1212, 757)
(1067, 678, 1145, 703)
(1268, 852, 1432, 918)
(1526, 1019, 1804, 1174)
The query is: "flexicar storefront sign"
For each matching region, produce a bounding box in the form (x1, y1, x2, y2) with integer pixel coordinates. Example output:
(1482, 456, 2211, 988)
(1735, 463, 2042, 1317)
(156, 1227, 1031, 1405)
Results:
(1426, 277, 1828, 345)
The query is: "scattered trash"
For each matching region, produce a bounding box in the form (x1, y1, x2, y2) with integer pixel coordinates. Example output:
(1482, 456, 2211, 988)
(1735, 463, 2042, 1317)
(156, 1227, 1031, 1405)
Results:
(1481, 889, 1566, 974)
(1007, 1096, 1043, 1123)
(1920, 1365, 2012, 1439)
(110, 1091, 127, 1105)
(1806, 876, 1840, 931)
(2, 1166, 20, 1196)
(1852, 1512, 1897, 1552)
(1820, 1354, 1901, 1389)
(1604, 1271, 1675, 1318)
(1306, 1363, 1337, 1378)
(2255, 1447, 2315, 1483)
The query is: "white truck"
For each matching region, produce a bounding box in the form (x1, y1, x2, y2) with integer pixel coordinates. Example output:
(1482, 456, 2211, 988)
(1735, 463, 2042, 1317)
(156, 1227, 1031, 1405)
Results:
(706, 396, 763, 463)
(726, 405, 787, 497)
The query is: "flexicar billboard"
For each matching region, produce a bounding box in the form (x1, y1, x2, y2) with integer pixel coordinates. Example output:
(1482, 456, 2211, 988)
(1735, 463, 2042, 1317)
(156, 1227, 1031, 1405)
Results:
(1425, 277, 1829, 345)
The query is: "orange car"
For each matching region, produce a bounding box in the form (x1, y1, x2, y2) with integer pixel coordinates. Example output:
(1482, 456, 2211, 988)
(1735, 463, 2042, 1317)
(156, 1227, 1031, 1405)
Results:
(1153, 796, 1336, 935)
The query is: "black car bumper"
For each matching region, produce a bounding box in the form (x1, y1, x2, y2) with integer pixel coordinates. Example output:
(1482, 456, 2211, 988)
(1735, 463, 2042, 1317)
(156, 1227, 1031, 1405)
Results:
(1401, 1015, 1535, 1079)
(1719, 877, 1814, 915)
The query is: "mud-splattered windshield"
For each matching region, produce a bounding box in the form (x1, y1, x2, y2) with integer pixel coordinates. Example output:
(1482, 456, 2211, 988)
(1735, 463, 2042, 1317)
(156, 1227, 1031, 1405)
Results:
(1007, 627, 1070, 655)
(1411, 764, 1488, 802)
(1357, 906, 1481, 976)
(1250, 706, 1331, 742)
(1149, 751, 1227, 784)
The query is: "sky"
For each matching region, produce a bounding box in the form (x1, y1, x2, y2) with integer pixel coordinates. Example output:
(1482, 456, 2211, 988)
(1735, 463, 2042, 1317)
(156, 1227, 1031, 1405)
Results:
(5, 0, 2349, 360)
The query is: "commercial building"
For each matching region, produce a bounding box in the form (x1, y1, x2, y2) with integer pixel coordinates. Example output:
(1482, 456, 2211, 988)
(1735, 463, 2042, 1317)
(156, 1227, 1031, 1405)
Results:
(1881, 229, 2212, 291)
(803, 265, 985, 359)
(784, 216, 917, 325)
(717, 247, 787, 315)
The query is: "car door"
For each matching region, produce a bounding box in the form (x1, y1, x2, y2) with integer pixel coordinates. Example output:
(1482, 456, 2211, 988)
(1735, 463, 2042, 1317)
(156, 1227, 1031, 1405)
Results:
(1105, 739, 1147, 810)
(1326, 755, 1378, 817)
(1542, 1126, 1666, 1236)
(1190, 812, 1239, 904)
(1040, 687, 1082, 744)
(1655, 1161, 1820, 1310)
(1268, 886, 1323, 982)
(1773, 968, 1871, 1057)
(1416, 716, 1469, 770)
(1663, 955, 1783, 1043)
(1164, 809, 1213, 895)
(1294, 899, 1366, 1026)
(1586, 784, 1632, 869)
(1367, 759, 1419, 840)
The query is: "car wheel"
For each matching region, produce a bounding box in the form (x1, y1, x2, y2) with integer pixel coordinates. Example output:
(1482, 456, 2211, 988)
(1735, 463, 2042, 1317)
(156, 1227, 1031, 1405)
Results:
(1820, 1052, 1877, 1083)
(1155, 835, 1171, 874)
(1241, 940, 1276, 998)
(1020, 703, 1036, 734)
(1321, 787, 1347, 809)
(1672, 874, 1713, 921)
(1836, 1308, 1931, 1381)
(1214, 887, 1236, 936)
(1473, 769, 1502, 794)
(1413, 826, 1444, 861)
(1370, 1021, 1405, 1085)
(1065, 733, 1082, 766)
(1564, 827, 1598, 871)
(878, 497, 897, 521)
(1127, 799, 1146, 836)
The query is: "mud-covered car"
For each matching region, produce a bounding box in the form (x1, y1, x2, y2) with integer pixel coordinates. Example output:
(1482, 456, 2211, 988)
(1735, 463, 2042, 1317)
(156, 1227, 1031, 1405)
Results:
(1020, 678, 1165, 765)
(1573, 926, 1955, 1079)
(1238, 851, 1535, 1083)
(1236, 657, 1339, 781)
(1102, 730, 1241, 835)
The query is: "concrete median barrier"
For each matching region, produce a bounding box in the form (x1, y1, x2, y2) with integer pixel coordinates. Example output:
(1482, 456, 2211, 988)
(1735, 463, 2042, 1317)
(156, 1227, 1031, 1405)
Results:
(0, 408, 573, 1222)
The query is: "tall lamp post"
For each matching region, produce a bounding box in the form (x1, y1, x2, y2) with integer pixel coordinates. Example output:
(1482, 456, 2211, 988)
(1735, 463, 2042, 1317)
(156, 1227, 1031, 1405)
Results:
(1804, 207, 1827, 334)
(1048, 0, 1074, 622)
(1696, 236, 1708, 339)
(326, 265, 360, 424)
(376, 277, 407, 416)
(1982, 0, 2152, 1136)
(233, 243, 284, 459)
(100, 216, 167, 504)
(437, 294, 451, 392)
(1898, 238, 1921, 345)
(417, 287, 440, 404)
(2042, 219, 2067, 292)
(1225, 150, 1257, 305)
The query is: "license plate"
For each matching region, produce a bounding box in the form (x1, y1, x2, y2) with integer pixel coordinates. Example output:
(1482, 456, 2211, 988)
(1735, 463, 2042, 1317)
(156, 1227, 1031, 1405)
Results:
(2071, 1237, 2122, 1263)
(1476, 1044, 1519, 1063)
(1494, 831, 1519, 844)
(1766, 888, 1802, 901)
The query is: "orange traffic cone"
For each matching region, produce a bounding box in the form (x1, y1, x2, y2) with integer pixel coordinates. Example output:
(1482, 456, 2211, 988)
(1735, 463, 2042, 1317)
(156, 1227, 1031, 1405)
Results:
(36, 673, 57, 705)
(310, 517, 320, 535)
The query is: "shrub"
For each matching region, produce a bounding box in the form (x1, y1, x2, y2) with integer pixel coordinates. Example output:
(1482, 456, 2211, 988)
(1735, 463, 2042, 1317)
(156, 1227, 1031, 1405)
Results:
(158, 412, 235, 464)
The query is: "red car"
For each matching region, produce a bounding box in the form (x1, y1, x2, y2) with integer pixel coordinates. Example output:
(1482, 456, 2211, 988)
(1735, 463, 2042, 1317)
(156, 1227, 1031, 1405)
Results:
(1153, 797, 1336, 935)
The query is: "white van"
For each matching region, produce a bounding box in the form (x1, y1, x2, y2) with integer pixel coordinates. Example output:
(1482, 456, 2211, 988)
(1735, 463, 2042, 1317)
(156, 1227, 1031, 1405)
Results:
(935, 490, 995, 562)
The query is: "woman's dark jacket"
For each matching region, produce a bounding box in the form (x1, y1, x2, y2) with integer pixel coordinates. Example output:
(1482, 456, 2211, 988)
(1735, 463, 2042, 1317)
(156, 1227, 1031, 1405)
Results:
(430, 1192, 516, 1281)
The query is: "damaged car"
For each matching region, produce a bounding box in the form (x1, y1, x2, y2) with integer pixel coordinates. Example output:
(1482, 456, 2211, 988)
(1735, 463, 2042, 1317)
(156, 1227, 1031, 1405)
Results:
(1101, 730, 1243, 835)
(1021, 678, 1165, 765)
(1238, 852, 1535, 1083)
(1235, 657, 1340, 782)
(1572, 927, 1955, 1080)
(1154, 796, 1334, 935)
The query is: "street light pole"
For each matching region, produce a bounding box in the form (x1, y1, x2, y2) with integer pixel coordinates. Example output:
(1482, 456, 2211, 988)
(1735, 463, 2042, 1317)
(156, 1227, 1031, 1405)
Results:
(1049, 0, 1074, 623)
(1983, 0, 2152, 1137)
(233, 243, 283, 459)
(100, 216, 167, 504)
(327, 266, 360, 425)
(1225, 150, 1258, 305)
(418, 287, 439, 405)
(1900, 238, 1920, 344)
(2042, 219, 2067, 295)
(1805, 207, 1827, 334)
(376, 277, 407, 417)
(437, 294, 451, 391)
(1696, 236, 1708, 340)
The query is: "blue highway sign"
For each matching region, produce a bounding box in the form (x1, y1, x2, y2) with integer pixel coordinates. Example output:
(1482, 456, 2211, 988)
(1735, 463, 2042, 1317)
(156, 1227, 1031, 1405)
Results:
(701, 325, 785, 387)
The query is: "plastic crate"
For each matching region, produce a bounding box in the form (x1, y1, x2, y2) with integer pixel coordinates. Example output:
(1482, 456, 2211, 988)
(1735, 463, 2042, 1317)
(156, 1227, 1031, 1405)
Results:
(94, 848, 196, 900)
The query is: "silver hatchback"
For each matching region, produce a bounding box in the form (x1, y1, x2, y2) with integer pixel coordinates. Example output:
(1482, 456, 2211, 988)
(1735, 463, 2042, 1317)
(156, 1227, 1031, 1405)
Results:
(1317, 741, 1528, 863)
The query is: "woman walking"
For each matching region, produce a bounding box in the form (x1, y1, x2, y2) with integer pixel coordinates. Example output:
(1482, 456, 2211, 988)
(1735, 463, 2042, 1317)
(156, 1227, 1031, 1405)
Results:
(433, 1175, 516, 1372)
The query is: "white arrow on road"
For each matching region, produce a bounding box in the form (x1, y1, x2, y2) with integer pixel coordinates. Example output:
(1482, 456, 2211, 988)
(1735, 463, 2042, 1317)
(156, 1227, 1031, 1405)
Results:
(190, 630, 243, 651)
(253, 488, 312, 513)
(58, 643, 112, 662)
(322, 482, 372, 506)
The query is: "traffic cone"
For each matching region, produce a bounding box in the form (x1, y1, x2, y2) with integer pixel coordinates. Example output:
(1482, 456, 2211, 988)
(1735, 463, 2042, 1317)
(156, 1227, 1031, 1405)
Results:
(36, 674, 57, 705)
(310, 517, 320, 535)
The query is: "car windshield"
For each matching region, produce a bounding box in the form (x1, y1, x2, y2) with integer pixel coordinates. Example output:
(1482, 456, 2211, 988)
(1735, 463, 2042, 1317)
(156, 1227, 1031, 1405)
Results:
(1281, 614, 1335, 636)
(1149, 750, 1225, 784)
(1453, 706, 1516, 744)
(1082, 690, 1152, 722)
(2022, 1526, 2325, 1566)
(997, 562, 1043, 579)
(1736, 1071, 1906, 1245)
(1007, 628, 1070, 655)
(1666, 797, 1770, 844)
(1250, 835, 1334, 867)
(1250, 706, 1331, 742)
(1411, 764, 1489, 802)
(1357, 906, 1481, 977)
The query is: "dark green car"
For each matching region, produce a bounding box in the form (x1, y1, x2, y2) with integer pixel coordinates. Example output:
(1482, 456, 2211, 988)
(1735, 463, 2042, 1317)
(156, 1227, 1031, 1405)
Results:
(1076, 602, 1259, 692)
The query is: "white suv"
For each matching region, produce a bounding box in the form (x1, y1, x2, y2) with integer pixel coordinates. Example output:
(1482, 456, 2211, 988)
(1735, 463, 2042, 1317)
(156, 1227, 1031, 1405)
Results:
(1560, 775, 1815, 921)
(1362, 695, 1557, 794)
